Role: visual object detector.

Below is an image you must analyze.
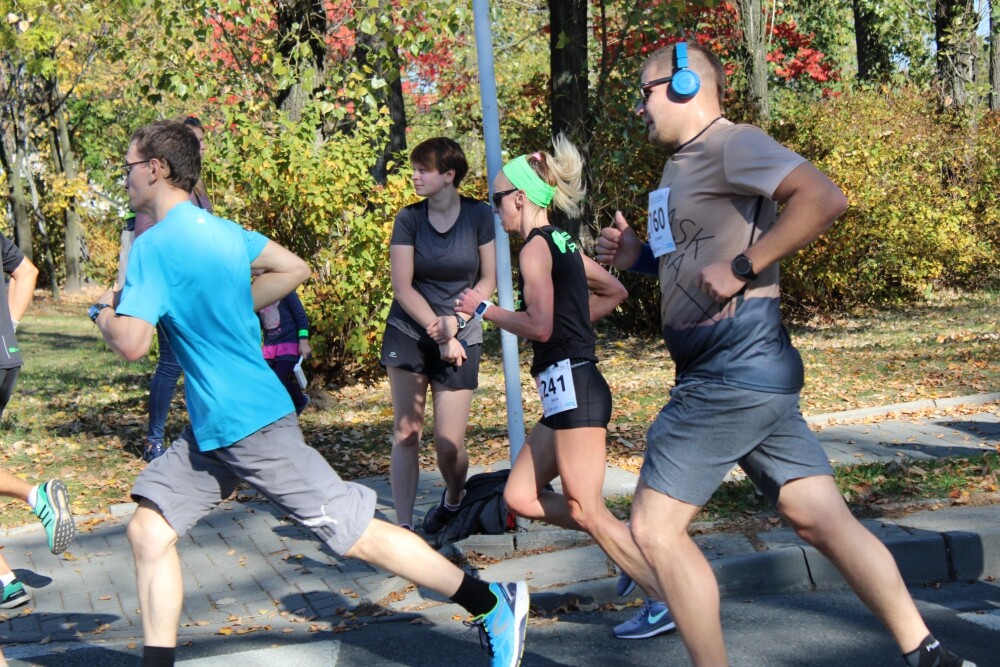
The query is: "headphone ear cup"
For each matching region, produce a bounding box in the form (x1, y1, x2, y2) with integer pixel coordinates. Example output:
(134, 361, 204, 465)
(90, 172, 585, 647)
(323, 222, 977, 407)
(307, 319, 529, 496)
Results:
(670, 69, 700, 100)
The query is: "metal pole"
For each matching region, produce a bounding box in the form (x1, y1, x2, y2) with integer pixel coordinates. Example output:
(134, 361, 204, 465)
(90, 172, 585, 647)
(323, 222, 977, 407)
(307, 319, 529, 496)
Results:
(471, 0, 525, 463)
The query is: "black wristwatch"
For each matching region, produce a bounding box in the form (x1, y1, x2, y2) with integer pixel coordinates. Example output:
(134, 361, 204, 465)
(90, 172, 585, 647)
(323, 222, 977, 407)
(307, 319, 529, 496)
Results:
(455, 313, 467, 330)
(88, 303, 112, 323)
(731, 253, 757, 282)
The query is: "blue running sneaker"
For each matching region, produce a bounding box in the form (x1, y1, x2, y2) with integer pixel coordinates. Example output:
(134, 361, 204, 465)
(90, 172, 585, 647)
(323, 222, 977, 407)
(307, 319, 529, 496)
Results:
(616, 571, 636, 597)
(33, 479, 75, 555)
(1, 579, 28, 609)
(467, 581, 528, 667)
(613, 598, 676, 639)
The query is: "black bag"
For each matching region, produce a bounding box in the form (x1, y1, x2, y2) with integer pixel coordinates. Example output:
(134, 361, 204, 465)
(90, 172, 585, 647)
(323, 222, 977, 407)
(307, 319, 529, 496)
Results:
(431, 469, 516, 549)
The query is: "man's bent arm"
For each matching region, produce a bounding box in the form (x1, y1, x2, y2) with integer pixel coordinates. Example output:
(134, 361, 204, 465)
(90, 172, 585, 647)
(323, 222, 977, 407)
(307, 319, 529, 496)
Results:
(7, 257, 38, 322)
(96, 309, 155, 362)
(744, 161, 847, 272)
(250, 241, 311, 311)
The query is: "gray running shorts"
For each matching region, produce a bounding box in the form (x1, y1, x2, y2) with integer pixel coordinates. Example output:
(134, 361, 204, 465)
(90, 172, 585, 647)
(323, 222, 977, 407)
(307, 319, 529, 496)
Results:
(132, 413, 377, 556)
(640, 379, 834, 507)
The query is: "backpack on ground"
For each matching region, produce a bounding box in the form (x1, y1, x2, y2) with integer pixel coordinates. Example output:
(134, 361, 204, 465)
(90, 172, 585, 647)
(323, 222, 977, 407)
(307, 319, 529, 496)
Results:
(431, 469, 516, 549)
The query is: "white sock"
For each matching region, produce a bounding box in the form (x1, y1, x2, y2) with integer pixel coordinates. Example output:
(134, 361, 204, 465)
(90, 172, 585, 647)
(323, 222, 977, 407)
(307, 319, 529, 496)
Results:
(0, 572, 15, 587)
(27, 485, 39, 510)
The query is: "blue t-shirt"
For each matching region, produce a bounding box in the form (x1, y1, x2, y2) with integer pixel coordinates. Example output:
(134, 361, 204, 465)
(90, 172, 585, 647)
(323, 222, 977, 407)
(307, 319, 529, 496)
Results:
(117, 201, 294, 451)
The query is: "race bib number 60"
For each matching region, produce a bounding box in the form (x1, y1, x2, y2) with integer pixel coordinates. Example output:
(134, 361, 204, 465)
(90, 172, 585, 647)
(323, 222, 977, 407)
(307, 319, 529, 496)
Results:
(537, 359, 578, 418)
(647, 187, 676, 258)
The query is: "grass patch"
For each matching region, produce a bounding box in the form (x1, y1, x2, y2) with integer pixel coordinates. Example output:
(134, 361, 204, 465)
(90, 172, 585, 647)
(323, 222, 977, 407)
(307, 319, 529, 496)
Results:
(0, 288, 997, 528)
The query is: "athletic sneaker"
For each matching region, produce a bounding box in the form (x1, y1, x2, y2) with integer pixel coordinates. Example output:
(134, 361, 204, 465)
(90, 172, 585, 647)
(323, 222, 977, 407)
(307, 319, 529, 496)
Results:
(616, 571, 636, 597)
(33, 479, 76, 555)
(423, 490, 460, 535)
(467, 581, 528, 667)
(143, 439, 167, 463)
(1, 579, 28, 609)
(613, 598, 676, 640)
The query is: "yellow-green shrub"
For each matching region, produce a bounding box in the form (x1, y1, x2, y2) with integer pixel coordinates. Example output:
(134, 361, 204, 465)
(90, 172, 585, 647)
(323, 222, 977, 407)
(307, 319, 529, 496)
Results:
(203, 99, 412, 379)
(772, 88, 997, 311)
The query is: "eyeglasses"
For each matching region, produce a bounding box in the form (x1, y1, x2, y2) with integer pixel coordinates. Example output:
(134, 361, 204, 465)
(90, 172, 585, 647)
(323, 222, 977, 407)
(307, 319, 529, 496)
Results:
(639, 75, 673, 105)
(491, 188, 517, 209)
(123, 159, 151, 177)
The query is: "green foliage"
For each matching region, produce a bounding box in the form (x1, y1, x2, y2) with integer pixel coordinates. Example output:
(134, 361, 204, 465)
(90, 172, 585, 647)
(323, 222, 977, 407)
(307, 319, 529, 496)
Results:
(771, 88, 999, 311)
(202, 97, 410, 377)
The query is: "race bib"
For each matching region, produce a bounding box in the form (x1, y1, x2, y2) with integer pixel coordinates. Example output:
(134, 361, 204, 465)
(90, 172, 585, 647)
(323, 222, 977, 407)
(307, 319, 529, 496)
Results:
(647, 187, 676, 257)
(537, 359, 577, 418)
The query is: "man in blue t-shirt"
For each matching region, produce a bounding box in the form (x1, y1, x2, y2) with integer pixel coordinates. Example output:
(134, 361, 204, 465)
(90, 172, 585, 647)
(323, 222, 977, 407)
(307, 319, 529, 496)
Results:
(91, 120, 527, 667)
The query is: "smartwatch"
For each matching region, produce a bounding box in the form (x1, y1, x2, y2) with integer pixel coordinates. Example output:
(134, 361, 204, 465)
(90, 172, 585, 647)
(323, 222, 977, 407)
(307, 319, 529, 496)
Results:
(455, 313, 467, 330)
(88, 303, 112, 323)
(474, 300, 492, 320)
(731, 253, 757, 282)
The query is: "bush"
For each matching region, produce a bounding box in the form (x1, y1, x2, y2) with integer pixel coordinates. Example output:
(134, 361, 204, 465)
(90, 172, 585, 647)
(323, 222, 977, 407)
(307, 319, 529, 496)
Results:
(771, 87, 998, 312)
(203, 100, 411, 380)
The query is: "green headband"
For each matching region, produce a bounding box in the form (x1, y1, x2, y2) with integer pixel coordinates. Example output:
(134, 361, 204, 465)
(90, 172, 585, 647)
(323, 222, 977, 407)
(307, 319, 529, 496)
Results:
(502, 155, 556, 208)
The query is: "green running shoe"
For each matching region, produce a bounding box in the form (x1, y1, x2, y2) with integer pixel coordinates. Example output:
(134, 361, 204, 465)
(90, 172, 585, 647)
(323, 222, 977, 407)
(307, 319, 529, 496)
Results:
(1, 578, 29, 609)
(33, 479, 76, 555)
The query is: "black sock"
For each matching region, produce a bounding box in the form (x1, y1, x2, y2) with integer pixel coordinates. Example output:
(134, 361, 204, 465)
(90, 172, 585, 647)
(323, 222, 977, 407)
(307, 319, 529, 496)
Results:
(143, 645, 176, 667)
(903, 634, 965, 667)
(450, 574, 498, 617)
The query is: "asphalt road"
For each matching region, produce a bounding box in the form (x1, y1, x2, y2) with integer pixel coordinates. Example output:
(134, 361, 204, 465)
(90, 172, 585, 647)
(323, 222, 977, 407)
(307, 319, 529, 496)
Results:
(5, 579, 996, 666)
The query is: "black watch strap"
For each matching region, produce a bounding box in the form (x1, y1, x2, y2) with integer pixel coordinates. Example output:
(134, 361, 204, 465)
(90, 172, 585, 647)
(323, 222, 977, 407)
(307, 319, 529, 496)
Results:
(89, 303, 112, 323)
(731, 253, 757, 281)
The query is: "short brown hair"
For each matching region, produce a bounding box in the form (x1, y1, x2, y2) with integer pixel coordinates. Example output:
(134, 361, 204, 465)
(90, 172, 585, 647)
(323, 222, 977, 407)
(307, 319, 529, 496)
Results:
(130, 120, 201, 193)
(643, 41, 726, 104)
(410, 137, 469, 188)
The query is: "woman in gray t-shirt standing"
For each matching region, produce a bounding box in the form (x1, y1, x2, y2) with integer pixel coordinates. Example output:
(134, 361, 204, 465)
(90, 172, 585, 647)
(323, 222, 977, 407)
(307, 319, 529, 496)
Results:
(380, 137, 496, 533)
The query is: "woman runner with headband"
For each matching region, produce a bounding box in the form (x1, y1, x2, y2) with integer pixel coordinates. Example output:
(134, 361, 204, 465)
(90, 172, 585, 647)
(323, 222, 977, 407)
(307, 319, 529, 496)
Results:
(457, 136, 673, 640)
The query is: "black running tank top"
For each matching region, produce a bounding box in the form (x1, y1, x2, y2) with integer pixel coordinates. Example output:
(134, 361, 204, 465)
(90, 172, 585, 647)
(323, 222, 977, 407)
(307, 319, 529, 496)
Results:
(518, 226, 597, 376)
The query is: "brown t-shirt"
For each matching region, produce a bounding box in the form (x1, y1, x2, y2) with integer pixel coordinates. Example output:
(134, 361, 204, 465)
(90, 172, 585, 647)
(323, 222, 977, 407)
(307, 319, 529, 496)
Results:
(655, 120, 807, 393)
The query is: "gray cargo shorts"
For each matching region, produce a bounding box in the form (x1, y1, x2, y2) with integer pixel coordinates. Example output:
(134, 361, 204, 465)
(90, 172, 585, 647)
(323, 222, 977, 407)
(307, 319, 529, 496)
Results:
(132, 413, 377, 556)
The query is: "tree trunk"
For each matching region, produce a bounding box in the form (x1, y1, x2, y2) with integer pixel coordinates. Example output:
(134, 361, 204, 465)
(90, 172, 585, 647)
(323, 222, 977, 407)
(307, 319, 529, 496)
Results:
(53, 95, 86, 292)
(22, 140, 59, 299)
(852, 0, 893, 82)
(935, 0, 977, 107)
(273, 0, 327, 122)
(736, 0, 769, 121)
(0, 131, 33, 260)
(355, 13, 407, 186)
(548, 0, 592, 245)
(991, 0, 999, 111)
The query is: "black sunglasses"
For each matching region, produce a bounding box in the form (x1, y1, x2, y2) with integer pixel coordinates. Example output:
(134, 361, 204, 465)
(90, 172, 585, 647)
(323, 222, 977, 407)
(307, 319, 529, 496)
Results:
(491, 188, 518, 209)
(122, 159, 151, 176)
(639, 75, 673, 104)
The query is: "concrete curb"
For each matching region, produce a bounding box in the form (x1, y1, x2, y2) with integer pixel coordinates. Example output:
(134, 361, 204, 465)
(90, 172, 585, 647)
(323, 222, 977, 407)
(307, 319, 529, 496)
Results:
(480, 519, 1000, 613)
(805, 392, 1000, 426)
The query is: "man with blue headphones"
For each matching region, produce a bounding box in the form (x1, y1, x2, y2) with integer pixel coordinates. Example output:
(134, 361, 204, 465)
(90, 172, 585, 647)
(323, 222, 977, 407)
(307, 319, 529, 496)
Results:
(596, 41, 974, 667)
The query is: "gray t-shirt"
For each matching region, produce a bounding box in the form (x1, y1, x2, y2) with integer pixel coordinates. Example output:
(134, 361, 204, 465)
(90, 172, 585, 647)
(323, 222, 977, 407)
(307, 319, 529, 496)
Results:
(386, 196, 495, 345)
(656, 120, 806, 393)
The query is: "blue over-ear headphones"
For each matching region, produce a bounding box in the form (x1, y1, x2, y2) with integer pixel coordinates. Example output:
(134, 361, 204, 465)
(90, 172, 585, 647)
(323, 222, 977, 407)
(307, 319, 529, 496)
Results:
(670, 42, 701, 100)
